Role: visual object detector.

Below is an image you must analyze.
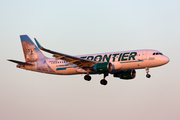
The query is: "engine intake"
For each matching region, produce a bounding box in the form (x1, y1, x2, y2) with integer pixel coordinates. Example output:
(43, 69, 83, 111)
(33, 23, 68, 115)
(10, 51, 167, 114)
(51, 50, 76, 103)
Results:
(94, 62, 112, 73)
(114, 69, 136, 79)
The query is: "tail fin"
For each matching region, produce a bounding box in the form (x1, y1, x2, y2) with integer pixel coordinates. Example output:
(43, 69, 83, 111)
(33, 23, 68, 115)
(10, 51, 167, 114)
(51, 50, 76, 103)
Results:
(20, 35, 47, 62)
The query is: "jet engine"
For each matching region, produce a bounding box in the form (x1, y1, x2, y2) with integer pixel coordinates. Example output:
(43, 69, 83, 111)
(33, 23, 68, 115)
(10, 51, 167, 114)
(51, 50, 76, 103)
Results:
(94, 62, 112, 73)
(113, 69, 136, 79)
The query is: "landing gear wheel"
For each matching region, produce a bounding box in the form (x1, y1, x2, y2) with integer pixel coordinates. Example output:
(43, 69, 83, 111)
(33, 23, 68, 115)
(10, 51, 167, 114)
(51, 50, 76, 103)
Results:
(84, 75, 91, 81)
(145, 67, 151, 78)
(146, 74, 151, 78)
(100, 79, 107, 85)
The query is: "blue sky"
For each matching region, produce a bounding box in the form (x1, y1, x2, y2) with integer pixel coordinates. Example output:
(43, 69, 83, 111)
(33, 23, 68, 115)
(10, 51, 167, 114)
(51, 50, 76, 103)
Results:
(0, 0, 180, 120)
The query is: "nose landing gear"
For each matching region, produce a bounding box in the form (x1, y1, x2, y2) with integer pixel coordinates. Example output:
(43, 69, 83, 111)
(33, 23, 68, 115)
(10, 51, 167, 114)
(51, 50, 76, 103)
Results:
(145, 67, 151, 78)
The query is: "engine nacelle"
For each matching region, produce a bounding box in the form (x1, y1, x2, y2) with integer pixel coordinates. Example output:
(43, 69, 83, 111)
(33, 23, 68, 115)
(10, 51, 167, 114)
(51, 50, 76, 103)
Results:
(113, 69, 136, 79)
(94, 62, 112, 73)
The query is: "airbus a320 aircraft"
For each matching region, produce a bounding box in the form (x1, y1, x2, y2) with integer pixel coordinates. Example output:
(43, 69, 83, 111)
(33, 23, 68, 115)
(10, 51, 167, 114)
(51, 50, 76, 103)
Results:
(8, 35, 169, 85)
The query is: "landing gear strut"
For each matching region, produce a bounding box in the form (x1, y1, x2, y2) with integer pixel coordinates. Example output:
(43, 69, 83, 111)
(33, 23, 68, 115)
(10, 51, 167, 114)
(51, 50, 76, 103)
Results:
(145, 67, 151, 78)
(84, 69, 91, 81)
(100, 73, 108, 85)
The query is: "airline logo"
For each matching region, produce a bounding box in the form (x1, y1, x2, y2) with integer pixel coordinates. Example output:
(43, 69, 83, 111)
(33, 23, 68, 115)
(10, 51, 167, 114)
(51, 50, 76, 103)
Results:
(80, 52, 137, 62)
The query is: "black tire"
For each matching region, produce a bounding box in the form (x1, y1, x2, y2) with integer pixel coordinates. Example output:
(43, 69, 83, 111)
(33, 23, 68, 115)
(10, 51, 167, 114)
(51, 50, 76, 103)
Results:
(146, 74, 151, 78)
(100, 79, 108, 85)
(84, 75, 91, 81)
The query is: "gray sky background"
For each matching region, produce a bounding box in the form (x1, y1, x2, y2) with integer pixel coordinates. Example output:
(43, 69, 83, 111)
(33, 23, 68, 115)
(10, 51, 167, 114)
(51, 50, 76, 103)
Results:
(0, 0, 180, 120)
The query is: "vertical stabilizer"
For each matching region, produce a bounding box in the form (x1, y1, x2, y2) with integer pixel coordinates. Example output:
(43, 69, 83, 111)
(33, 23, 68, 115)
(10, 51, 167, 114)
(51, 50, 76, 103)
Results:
(20, 35, 46, 62)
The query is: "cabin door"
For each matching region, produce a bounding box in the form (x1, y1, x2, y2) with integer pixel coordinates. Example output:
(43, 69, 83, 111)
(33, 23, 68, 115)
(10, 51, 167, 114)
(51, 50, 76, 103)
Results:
(142, 50, 147, 60)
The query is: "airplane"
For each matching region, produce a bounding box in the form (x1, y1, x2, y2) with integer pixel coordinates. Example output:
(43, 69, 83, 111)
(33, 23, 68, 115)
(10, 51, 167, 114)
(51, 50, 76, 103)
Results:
(8, 35, 169, 85)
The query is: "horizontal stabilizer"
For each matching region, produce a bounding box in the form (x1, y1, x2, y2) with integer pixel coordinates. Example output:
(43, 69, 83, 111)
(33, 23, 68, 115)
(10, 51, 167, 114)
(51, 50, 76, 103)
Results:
(7, 59, 33, 66)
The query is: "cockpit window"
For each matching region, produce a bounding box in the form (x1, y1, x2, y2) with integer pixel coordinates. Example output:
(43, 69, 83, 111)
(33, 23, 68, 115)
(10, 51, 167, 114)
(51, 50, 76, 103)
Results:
(153, 52, 163, 55)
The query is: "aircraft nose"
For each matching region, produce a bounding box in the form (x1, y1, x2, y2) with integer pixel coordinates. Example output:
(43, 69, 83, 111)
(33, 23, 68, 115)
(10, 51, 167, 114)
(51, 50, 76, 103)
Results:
(163, 56, 170, 64)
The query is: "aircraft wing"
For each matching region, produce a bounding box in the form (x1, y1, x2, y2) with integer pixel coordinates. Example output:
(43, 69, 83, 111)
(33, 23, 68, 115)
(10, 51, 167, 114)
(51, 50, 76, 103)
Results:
(34, 38, 97, 69)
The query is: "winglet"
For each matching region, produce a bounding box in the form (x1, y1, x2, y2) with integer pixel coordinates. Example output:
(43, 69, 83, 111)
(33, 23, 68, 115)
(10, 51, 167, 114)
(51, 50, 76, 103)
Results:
(34, 38, 43, 49)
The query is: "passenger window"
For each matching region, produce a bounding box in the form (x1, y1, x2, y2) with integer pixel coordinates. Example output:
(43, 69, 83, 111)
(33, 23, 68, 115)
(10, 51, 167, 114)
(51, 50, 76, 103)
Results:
(153, 53, 155, 55)
(156, 53, 159, 55)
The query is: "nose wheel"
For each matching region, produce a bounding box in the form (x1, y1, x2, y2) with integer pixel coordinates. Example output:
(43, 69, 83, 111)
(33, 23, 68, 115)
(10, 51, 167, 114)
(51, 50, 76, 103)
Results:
(145, 67, 151, 78)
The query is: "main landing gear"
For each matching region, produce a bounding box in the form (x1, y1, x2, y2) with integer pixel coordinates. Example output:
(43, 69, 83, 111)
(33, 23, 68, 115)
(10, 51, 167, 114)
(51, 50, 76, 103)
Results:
(84, 69, 91, 81)
(84, 75, 91, 81)
(84, 73, 109, 85)
(145, 67, 151, 78)
(100, 73, 108, 86)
